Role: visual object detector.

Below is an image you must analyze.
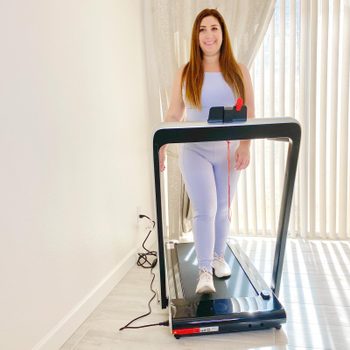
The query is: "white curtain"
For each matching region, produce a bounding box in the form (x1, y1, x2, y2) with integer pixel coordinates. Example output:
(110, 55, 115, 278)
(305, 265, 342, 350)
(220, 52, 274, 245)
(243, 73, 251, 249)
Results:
(243, 0, 350, 240)
(144, 0, 350, 240)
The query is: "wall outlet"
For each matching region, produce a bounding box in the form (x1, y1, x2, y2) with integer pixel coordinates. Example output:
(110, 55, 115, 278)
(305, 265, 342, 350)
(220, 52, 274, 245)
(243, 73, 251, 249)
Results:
(136, 208, 154, 230)
(136, 206, 141, 225)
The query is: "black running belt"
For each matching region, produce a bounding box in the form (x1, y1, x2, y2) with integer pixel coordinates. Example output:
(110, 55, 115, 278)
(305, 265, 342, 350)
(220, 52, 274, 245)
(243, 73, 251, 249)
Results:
(176, 242, 257, 300)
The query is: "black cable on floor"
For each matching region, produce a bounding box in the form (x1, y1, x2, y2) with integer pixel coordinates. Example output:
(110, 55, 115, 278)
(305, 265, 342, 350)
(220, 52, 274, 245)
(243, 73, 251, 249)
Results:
(119, 214, 169, 331)
(136, 215, 157, 269)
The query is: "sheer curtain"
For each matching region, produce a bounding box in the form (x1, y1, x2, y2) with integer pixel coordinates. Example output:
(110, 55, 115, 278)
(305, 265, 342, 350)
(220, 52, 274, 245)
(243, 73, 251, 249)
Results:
(144, 0, 275, 126)
(245, 0, 350, 239)
(143, 0, 276, 239)
(144, 0, 350, 240)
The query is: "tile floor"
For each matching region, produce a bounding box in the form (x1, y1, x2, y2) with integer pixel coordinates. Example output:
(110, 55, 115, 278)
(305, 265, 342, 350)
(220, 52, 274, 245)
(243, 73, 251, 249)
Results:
(61, 237, 350, 350)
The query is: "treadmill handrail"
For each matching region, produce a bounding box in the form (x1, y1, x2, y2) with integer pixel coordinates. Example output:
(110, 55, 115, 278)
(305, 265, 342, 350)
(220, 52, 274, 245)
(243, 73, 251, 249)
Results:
(153, 117, 301, 309)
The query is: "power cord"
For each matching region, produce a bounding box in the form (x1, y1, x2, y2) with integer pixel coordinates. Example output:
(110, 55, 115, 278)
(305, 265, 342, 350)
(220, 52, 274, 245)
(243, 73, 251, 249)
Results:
(119, 214, 169, 331)
(136, 215, 157, 269)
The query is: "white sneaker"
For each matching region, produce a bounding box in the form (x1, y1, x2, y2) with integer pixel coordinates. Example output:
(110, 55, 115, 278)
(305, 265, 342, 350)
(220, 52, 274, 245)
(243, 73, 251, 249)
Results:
(195, 269, 216, 294)
(212, 255, 231, 278)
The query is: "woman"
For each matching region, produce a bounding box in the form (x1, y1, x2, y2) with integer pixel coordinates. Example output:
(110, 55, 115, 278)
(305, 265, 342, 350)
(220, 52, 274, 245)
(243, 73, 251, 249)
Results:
(160, 8, 255, 294)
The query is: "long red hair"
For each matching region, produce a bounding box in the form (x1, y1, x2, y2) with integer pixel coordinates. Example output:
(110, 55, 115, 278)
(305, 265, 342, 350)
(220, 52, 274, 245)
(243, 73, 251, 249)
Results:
(182, 9, 245, 109)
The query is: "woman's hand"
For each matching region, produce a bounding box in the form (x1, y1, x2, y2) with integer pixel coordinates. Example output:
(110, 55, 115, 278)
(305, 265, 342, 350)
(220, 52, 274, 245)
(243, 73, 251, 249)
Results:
(234, 142, 250, 170)
(159, 146, 167, 172)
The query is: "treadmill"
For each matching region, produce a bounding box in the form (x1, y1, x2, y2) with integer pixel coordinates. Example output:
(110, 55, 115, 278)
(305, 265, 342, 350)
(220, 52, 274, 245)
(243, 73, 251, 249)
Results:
(152, 117, 301, 338)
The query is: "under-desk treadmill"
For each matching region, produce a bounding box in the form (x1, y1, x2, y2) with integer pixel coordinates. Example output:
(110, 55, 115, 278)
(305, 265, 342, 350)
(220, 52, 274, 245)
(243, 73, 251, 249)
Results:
(152, 118, 301, 338)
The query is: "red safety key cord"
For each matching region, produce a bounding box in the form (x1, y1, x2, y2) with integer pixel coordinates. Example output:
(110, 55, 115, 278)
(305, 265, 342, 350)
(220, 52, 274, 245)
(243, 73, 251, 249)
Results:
(235, 97, 243, 111)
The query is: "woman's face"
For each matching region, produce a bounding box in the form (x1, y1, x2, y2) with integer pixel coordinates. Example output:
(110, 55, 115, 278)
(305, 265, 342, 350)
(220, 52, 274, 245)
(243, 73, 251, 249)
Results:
(198, 16, 223, 56)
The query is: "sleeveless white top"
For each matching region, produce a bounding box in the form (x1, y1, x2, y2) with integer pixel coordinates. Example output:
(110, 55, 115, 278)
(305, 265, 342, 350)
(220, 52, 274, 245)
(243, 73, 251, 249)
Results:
(183, 72, 236, 122)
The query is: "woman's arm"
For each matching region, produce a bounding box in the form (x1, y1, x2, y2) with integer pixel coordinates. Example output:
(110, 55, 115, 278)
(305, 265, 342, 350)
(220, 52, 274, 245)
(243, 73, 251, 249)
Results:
(234, 63, 255, 170)
(239, 63, 255, 145)
(164, 67, 185, 122)
(159, 67, 185, 171)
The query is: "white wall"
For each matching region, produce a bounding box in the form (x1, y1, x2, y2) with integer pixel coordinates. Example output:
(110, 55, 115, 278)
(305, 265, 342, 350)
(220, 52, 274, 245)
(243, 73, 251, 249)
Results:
(0, 1, 154, 349)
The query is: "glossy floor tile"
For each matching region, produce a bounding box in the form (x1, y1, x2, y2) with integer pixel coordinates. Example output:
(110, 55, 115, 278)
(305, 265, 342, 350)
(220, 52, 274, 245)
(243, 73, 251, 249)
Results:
(61, 238, 350, 350)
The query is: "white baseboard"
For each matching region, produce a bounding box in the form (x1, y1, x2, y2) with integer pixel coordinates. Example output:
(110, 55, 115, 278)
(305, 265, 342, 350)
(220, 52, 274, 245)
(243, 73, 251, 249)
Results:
(32, 247, 139, 350)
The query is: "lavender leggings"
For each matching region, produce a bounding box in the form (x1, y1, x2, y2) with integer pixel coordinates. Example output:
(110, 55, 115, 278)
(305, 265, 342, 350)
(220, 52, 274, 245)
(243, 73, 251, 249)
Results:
(179, 141, 240, 271)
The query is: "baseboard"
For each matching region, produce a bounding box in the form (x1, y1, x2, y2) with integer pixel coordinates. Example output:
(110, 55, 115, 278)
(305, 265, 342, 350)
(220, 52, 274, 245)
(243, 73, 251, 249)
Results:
(32, 246, 140, 350)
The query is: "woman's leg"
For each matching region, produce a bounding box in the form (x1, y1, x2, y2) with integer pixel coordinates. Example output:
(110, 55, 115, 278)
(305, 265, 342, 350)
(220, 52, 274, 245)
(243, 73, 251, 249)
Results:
(179, 147, 217, 271)
(213, 143, 240, 256)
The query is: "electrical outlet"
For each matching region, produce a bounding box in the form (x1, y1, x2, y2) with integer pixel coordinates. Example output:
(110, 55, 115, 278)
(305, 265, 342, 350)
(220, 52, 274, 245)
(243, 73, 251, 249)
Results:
(136, 206, 141, 225)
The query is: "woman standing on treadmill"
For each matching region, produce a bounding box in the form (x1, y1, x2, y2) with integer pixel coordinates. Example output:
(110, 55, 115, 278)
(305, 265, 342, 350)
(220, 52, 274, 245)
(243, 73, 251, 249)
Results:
(160, 8, 255, 294)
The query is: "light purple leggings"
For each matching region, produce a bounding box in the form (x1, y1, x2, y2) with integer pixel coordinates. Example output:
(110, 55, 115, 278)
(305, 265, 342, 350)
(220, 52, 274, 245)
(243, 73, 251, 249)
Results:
(179, 141, 240, 271)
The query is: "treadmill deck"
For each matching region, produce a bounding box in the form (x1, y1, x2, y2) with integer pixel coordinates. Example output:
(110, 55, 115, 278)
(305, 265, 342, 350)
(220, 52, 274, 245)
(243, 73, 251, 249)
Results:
(166, 241, 286, 336)
(176, 242, 257, 300)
